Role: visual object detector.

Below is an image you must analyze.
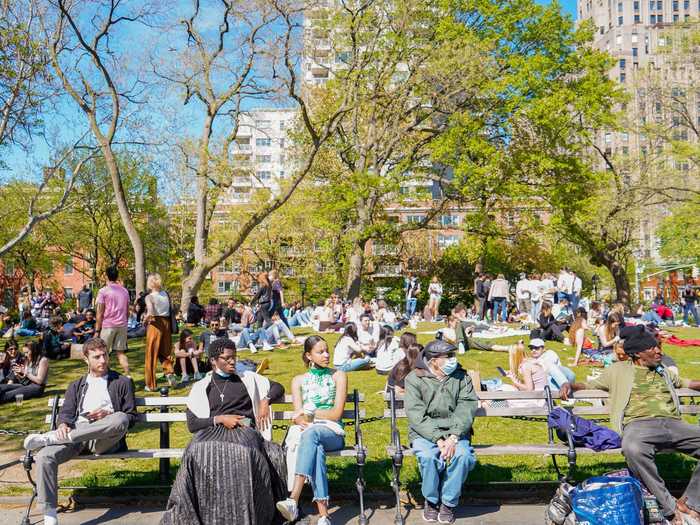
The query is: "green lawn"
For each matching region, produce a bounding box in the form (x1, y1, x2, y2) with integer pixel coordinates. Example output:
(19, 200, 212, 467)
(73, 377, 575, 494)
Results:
(1, 324, 699, 498)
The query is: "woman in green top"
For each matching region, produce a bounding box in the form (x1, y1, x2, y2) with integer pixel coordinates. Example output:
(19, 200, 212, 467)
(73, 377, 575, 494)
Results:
(276, 335, 348, 525)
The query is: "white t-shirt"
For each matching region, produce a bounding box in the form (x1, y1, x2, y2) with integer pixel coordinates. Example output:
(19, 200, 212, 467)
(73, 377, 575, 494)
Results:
(381, 309, 397, 324)
(375, 337, 405, 373)
(572, 276, 582, 294)
(535, 349, 562, 373)
(529, 279, 542, 302)
(540, 279, 555, 303)
(78, 374, 114, 423)
(333, 336, 361, 367)
(515, 279, 531, 300)
(358, 323, 379, 346)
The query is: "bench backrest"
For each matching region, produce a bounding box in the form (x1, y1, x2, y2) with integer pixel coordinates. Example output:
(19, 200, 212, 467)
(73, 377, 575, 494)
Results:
(45, 391, 367, 425)
(384, 388, 699, 418)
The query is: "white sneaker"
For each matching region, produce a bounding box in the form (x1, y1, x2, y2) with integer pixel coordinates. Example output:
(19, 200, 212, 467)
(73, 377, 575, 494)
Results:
(24, 430, 71, 451)
(249, 343, 258, 354)
(275, 498, 298, 521)
(181, 374, 191, 383)
(262, 341, 273, 352)
(43, 513, 58, 525)
(318, 516, 332, 525)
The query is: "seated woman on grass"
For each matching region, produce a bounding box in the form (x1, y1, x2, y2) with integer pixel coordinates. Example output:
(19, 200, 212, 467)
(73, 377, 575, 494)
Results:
(276, 335, 348, 525)
(570, 307, 595, 366)
(161, 338, 287, 525)
(0, 341, 49, 404)
(172, 328, 207, 383)
(332, 322, 371, 372)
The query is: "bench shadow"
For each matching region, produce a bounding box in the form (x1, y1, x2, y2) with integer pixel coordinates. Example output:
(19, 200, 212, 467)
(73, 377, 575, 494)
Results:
(69, 507, 163, 525)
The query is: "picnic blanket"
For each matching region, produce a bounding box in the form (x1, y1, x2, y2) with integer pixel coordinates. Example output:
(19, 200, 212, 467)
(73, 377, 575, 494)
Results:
(665, 335, 700, 347)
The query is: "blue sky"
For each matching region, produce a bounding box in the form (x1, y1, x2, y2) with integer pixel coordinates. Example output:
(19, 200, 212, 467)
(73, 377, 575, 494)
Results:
(2, 0, 579, 182)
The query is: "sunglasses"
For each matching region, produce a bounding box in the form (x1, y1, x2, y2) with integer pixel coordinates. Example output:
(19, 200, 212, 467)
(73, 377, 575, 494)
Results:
(216, 355, 236, 363)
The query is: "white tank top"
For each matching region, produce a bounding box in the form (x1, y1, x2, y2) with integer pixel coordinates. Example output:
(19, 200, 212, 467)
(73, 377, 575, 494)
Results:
(147, 291, 170, 317)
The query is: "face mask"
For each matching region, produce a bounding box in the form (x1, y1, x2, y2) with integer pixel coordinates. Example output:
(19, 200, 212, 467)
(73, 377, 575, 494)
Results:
(215, 368, 231, 378)
(440, 357, 458, 376)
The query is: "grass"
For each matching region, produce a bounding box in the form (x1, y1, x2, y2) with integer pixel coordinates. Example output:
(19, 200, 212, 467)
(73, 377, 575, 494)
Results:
(1, 323, 699, 499)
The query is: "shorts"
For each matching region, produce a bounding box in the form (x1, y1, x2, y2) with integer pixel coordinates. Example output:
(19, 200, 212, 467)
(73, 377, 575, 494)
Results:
(101, 326, 128, 353)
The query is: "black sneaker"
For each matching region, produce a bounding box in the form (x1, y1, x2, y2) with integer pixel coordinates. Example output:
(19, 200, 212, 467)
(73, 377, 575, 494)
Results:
(438, 504, 455, 524)
(422, 500, 439, 522)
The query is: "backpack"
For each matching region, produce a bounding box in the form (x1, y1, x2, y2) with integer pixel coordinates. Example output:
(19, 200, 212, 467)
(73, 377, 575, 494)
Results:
(547, 407, 621, 451)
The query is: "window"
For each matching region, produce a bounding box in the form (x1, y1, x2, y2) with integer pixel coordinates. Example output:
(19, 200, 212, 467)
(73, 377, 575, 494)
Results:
(256, 155, 271, 163)
(634, 14, 641, 22)
(279, 120, 286, 130)
(217, 281, 238, 294)
(616, 34, 622, 45)
(279, 138, 285, 148)
(657, 1, 662, 8)
(657, 14, 663, 21)
(674, 14, 679, 21)
(439, 214, 460, 227)
(620, 58, 626, 69)
(64, 288, 73, 299)
(256, 171, 272, 181)
(217, 261, 240, 273)
(649, 0, 654, 8)
(684, 0, 689, 7)
(618, 15, 623, 25)
(632, 47, 638, 56)
(650, 14, 656, 23)
(673, 0, 679, 8)
(279, 170, 285, 178)
(622, 131, 629, 142)
(255, 120, 271, 129)
(405, 214, 426, 224)
(633, 0, 639, 8)
(620, 72, 626, 82)
(255, 138, 271, 146)
(618, 2, 623, 11)
(632, 33, 638, 43)
(605, 132, 612, 143)
(64, 260, 74, 275)
(437, 234, 460, 249)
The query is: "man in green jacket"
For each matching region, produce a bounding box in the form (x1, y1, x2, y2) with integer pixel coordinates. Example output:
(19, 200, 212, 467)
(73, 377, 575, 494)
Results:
(561, 327, 700, 525)
(405, 339, 478, 524)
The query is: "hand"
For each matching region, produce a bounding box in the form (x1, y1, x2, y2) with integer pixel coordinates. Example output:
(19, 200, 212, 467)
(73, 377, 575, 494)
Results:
(293, 414, 310, 428)
(215, 414, 245, 429)
(12, 364, 25, 376)
(56, 423, 71, 441)
(559, 382, 572, 401)
(87, 408, 113, 422)
(505, 371, 517, 382)
(256, 399, 271, 431)
(441, 439, 457, 461)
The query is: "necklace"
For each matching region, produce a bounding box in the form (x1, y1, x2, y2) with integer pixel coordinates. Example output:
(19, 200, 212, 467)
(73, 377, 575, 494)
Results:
(211, 376, 229, 403)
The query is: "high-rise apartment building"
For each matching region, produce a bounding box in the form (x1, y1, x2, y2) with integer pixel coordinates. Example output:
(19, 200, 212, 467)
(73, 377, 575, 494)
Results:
(578, 2, 700, 261)
(224, 108, 297, 204)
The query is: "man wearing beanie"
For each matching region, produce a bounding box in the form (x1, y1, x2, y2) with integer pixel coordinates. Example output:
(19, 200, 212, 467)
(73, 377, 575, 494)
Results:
(404, 339, 478, 524)
(560, 325, 700, 525)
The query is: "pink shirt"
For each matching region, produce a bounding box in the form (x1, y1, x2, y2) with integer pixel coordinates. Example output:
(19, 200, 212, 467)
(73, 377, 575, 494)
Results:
(96, 282, 129, 328)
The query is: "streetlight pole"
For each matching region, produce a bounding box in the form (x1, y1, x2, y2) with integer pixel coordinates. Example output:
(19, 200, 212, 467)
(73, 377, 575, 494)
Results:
(299, 277, 307, 308)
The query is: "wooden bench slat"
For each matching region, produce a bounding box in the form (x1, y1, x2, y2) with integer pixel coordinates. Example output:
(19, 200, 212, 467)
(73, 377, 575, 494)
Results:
(69, 446, 360, 461)
(50, 394, 366, 408)
(271, 409, 364, 420)
(385, 388, 698, 402)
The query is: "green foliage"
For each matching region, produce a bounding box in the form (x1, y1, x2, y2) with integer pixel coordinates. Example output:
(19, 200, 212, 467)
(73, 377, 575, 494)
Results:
(658, 197, 700, 263)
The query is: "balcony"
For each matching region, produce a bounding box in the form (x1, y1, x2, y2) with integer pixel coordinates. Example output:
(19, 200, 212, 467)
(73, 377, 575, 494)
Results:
(372, 244, 399, 256)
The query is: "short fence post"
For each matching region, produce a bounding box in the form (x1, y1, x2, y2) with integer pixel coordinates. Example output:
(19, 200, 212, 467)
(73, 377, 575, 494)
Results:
(159, 387, 170, 484)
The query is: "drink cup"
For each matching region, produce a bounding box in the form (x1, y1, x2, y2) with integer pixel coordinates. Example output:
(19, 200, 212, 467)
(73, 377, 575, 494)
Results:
(302, 402, 316, 423)
(15, 394, 23, 407)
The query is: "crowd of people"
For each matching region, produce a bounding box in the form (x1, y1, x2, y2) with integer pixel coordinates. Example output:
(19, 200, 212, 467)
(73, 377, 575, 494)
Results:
(4, 268, 700, 525)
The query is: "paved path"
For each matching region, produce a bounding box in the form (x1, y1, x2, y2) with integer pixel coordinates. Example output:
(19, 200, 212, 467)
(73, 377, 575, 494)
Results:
(3, 503, 547, 524)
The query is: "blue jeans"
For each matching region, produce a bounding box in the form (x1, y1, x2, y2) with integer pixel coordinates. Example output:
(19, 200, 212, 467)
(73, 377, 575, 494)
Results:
(570, 293, 579, 311)
(531, 301, 541, 323)
(238, 327, 268, 348)
(412, 437, 476, 508)
(642, 311, 663, 324)
(546, 365, 576, 390)
(295, 425, 345, 502)
(683, 303, 699, 326)
(406, 297, 417, 317)
(491, 298, 507, 322)
(15, 328, 37, 337)
(288, 311, 311, 327)
(336, 358, 371, 372)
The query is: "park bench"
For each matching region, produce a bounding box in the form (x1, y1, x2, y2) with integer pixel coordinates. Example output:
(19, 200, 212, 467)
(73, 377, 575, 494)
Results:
(20, 388, 368, 525)
(385, 387, 699, 525)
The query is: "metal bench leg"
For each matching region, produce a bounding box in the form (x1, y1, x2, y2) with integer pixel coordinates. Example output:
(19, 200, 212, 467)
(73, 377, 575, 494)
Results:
(391, 447, 404, 525)
(355, 445, 368, 525)
(21, 451, 36, 525)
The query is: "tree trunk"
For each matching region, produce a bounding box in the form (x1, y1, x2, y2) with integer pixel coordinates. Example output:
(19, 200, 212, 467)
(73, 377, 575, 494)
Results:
(345, 241, 365, 300)
(101, 147, 146, 294)
(610, 263, 631, 305)
(179, 265, 208, 318)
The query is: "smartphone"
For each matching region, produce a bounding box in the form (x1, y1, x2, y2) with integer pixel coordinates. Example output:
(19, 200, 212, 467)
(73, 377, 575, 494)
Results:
(496, 366, 507, 377)
(79, 410, 91, 418)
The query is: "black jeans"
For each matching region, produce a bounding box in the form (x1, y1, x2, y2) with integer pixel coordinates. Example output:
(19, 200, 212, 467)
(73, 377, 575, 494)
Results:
(0, 382, 44, 403)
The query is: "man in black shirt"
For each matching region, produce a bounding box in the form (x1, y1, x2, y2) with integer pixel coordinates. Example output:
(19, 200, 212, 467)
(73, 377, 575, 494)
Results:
(682, 285, 699, 327)
(185, 338, 284, 434)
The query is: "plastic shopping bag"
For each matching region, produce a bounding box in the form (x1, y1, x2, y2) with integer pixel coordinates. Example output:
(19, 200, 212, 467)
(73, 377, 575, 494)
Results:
(571, 475, 644, 525)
